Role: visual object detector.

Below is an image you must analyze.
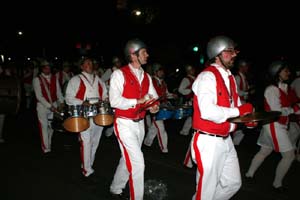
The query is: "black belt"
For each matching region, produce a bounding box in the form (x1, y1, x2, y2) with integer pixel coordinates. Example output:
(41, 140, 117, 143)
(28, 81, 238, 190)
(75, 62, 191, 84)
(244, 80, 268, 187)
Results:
(193, 129, 229, 138)
(132, 118, 143, 122)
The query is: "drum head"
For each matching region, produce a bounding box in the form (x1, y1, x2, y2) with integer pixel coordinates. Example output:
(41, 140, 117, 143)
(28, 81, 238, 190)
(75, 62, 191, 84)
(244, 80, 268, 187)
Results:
(63, 117, 90, 132)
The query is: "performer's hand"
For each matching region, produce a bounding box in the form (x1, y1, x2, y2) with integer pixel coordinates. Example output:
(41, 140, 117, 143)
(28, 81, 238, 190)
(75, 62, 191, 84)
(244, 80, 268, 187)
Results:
(50, 106, 57, 112)
(137, 94, 153, 104)
(149, 105, 159, 114)
(82, 101, 90, 107)
(59, 103, 65, 110)
(238, 103, 254, 116)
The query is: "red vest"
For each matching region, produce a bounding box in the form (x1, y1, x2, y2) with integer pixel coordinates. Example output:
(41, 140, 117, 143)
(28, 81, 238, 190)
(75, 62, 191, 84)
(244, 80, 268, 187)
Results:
(114, 66, 150, 119)
(75, 76, 103, 101)
(38, 75, 57, 103)
(264, 86, 296, 125)
(152, 77, 168, 102)
(193, 66, 239, 136)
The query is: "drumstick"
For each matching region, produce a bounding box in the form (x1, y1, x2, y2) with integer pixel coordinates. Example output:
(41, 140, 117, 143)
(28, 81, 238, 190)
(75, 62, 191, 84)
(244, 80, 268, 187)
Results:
(135, 96, 164, 114)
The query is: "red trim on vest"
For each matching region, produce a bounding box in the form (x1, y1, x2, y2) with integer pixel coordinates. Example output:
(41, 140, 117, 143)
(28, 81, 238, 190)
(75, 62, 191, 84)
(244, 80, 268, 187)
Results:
(75, 77, 104, 101)
(38, 75, 57, 103)
(75, 79, 86, 100)
(192, 66, 238, 136)
(114, 66, 150, 119)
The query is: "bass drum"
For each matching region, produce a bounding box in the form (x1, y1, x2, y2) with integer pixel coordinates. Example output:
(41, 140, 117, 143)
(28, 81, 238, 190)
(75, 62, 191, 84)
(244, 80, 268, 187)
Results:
(0, 77, 21, 114)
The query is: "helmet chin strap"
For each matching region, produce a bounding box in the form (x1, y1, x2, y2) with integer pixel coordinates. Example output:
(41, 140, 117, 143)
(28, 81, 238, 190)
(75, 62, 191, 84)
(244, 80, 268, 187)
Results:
(135, 52, 143, 66)
(218, 54, 232, 70)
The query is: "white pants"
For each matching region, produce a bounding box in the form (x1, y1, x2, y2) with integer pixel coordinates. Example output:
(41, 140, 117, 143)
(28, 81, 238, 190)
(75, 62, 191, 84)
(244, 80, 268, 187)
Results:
(191, 133, 241, 200)
(79, 118, 103, 177)
(110, 118, 145, 200)
(36, 103, 54, 153)
(144, 119, 168, 153)
(180, 116, 192, 135)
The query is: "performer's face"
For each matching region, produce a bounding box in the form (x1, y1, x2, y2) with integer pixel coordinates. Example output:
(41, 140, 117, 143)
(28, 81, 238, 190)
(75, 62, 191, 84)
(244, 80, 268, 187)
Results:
(81, 59, 94, 74)
(219, 48, 239, 69)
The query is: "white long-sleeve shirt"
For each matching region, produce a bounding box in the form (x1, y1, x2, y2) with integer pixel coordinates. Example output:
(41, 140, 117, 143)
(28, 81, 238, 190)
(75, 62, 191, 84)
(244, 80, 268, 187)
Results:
(33, 73, 64, 109)
(65, 72, 108, 105)
(109, 64, 158, 110)
(178, 75, 195, 96)
(192, 64, 240, 131)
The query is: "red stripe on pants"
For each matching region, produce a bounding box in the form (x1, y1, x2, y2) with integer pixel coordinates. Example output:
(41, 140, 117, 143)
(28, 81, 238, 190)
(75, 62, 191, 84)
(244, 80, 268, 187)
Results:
(193, 133, 204, 200)
(38, 120, 46, 153)
(114, 118, 135, 200)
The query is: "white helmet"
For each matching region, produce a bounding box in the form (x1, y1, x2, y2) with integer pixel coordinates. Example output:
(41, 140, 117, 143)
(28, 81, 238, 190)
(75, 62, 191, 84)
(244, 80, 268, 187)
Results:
(268, 61, 286, 78)
(206, 35, 236, 59)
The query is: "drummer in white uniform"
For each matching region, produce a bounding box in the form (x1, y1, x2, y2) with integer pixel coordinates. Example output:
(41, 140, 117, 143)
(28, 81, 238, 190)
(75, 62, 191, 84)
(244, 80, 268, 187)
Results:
(65, 57, 108, 182)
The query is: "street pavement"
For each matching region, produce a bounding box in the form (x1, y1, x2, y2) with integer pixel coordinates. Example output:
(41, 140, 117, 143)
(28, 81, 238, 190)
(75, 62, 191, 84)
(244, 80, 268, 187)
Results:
(0, 109, 299, 200)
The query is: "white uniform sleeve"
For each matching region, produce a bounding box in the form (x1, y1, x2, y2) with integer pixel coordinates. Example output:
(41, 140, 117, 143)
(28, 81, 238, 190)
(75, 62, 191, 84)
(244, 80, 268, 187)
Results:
(109, 70, 137, 109)
(192, 71, 239, 123)
(101, 68, 112, 83)
(33, 77, 51, 109)
(264, 86, 294, 116)
(65, 76, 83, 105)
(178, 77, 192, 95)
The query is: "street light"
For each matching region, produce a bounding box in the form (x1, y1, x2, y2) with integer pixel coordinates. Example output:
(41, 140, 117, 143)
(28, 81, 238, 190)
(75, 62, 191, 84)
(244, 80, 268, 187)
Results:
(17, 31, 23, 36)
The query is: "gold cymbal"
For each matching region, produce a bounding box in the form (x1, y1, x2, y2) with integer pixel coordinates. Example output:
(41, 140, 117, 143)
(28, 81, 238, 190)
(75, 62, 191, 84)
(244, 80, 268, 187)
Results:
(228, 111, 281, 123)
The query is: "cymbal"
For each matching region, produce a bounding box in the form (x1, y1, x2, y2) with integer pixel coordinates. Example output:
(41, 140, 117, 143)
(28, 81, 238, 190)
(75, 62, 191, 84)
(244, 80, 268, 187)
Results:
(228, 111, 281, 123)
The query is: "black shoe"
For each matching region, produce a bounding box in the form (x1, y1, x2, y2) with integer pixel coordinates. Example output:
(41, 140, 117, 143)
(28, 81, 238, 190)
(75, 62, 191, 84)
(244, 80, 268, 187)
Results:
(273, 186, 288, 194)
(81, 173, 99, 185)
(110, 192, 129, 200)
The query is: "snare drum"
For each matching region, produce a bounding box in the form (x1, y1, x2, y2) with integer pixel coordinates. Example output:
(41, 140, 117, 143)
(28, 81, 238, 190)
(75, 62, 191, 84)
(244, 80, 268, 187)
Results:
(63, 105, 89, 132)
(84, 104, 98, 117)
(51, 110, 66, 132)
(173, 106, 193, 119)
(93, 101, 114, 126)
(155, 108, 175, 120)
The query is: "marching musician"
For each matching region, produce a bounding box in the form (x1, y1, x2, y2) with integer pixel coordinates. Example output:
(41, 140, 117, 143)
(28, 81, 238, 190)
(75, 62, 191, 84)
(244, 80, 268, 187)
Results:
(144, 63, 177, 154)
(109, 39, 159, 200)
(33, 60, 64, 154)
(65, 57, 108, 183)
(245, 61, 300, 193)
(190, 35, 256, 200)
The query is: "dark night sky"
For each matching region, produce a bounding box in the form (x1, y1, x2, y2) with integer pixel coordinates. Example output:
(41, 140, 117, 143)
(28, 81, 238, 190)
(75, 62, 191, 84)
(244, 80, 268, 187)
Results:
(1, 1, 299, 68)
